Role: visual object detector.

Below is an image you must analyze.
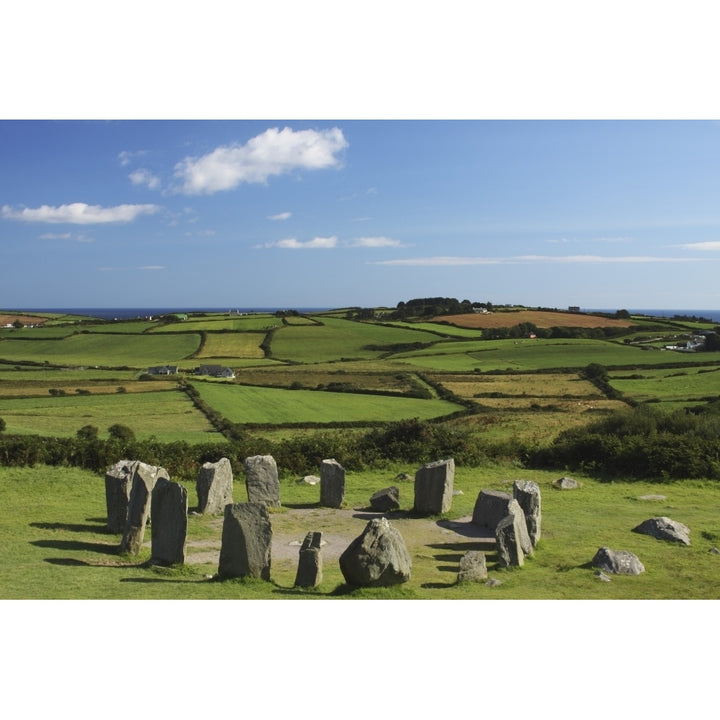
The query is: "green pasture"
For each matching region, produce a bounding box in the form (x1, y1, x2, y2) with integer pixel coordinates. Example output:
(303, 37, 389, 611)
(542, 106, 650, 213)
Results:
(192, 381, 463, 425)
(80, 321, 157, 334)
(0, 332, 201, 367)
(2, 463, 719, 599)
(269, 317, 443, 363)
(609, 366, 720, 403)
(0, 389, 223, 442)
(196, 332, 266, 359)
(0, 367, 139, 383)
(0, 326, 79, 339)
(381, 321, 483, 339)
(394, 337, 715, 372)
(150, 314, 281, 333)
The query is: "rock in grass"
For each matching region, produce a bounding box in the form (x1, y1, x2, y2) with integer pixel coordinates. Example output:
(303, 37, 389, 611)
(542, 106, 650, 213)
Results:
(243, 455, 280, 508)
(320, 459, 345, 508)
(553, 477, 579, 490)
(339, 518, 411, 587)
(592, 547, 645, 575)
(150, 477, 188, 566)
(513, 480, 541, 546)
(218, 502, 272, 580)
(413, 458, 454, 514)
(196, 457, 233, 515)
(457, 551, 488, 583)
(370, 486, 400, 512)
(633, 517, 690, 545)
(120, 463, 169, 555)
(294, 531, 323, 588)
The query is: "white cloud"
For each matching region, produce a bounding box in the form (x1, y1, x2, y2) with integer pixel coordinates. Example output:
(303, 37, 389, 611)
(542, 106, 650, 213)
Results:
(348, 236, 406, 248)
(129, 168, 161, 190)
(138, 265, 165, 271)
(265, 236, 338, 249)
(676, 241, 720, 250)
(39, 232, 72, 240)
(268, 211, 292, 221)
(371, 255, 709, 266)
(173, 126, 348, 195)
(2, 202, 160, 224)
(118, 150, 147, 166)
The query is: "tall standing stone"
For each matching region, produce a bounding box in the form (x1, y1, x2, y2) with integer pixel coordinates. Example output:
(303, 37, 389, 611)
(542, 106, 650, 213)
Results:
(413, 458, 454, 514)
(150, 477, 188, 566)
(294, 531, 323, 588)
(243, 455, 281, 508)
(320, 459, 345, 509)
(119, 463, 168, 555)
(196, 457, 234, 514)
(496, 511, 528, 568)
(513, 480, 541, 546)
(105, 459, 136, 533)
(218, 502, 272, 580)
(339, 518, 411, 587)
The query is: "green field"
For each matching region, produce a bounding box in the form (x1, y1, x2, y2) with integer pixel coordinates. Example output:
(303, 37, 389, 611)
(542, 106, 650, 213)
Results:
(192, 381, 463, 425)
(2, 463, 719, 599)
(609, 366, 720, 403)
(0, 389, 223, 442)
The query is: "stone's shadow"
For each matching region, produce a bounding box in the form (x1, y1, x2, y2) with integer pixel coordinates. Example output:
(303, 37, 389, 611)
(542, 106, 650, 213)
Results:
(119, 577, 200, 584)
(427, 541, 497, 553)
(421, 581, 457, 589)
(282, 503, 321, 510)
(30, 538, 118, 554)
(436, 518, 496, 540)
(30, 521, 108, 534)
(44, 557, 92, 567)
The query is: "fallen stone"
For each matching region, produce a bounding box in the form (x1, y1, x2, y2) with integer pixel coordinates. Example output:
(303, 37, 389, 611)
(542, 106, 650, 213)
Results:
(395, 472, 413, 482)
(591, 547, 645, 575)
(320, 459, 345, 508)
(294, 531, 323, 588)
(196, 457, 233, 514)
(218, 502, 272, 580)
(150, 477, 188, 566)
(244, 455, 281, 508)
(709, 547, 720, 555)
(513, 480, 541, 546)
(639, 494, 667, 501)
(485, 578, 502, 587)
(413, 458, 454, 514)
(298, 475, 320, 485)
(633, 517, 691, 545)
(595, 571, 612, 582)
(553, 476, 579, 490)
(339, 518, 411, 587)
(369, 486, 400, 512)
(457, 551, 488, 583)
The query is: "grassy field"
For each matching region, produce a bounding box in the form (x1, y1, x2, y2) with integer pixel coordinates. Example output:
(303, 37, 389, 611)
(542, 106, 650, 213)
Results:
(191, 381, 463, 425)
(0, 389, 223, 442)
(2, 463, 719, 600)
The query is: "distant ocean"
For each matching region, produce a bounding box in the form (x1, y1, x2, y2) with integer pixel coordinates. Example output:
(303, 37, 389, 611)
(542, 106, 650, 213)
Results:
(10, 307, 332, 320)
(7, 307, 720, 323)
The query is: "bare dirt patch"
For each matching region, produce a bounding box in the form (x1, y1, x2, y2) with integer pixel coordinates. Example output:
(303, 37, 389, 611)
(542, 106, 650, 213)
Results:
(434, 310, 635, 330)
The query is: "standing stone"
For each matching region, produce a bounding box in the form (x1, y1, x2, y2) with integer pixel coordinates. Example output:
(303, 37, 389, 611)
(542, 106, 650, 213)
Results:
(119, 463, 168, 555)
(218, 502, 272, 580)
(339, 518, 411, 587)
(457, 551, 488, 583)
(243, 455, 281, 508)
(196, 457, 234, 514)
(294, 531, 323, 588)
(369, 486, 400, 512)
(105, 459, 136, 533)
(413, 458, 454, 515)
(633, 517, 691, 545)
(472, 489, 513, 531)
(513, 480, 542, 546)
(320, 459, 345, 509)
(496, 511, 528, 568)
(150, 477, 188, 566)
(591, 547, 645, 575)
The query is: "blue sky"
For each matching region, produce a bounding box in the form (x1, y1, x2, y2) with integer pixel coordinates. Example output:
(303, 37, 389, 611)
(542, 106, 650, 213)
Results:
(3, 119, 720, 311)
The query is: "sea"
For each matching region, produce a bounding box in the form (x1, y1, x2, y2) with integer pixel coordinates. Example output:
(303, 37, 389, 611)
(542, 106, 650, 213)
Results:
(6, 307, 720, 323)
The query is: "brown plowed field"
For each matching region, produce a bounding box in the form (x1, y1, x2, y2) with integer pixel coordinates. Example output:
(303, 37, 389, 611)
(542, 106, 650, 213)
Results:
(435, 310, 635, 330)
(0, 314, 47, 326)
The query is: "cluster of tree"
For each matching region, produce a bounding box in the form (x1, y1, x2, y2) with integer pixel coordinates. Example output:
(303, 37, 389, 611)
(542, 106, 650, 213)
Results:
(481, 323, 633, 341)
(390, 297, 488, 320)
(526, 403, 720, 480)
